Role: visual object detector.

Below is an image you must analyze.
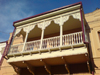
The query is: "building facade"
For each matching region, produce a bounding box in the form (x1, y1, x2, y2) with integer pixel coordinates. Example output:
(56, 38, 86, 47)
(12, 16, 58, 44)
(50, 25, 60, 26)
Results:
(0, 2, 100, 75)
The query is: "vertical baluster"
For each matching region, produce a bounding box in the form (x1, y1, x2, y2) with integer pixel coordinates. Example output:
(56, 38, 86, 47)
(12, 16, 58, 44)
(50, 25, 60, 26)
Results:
(79, 33, 80, 43)
(77, 33, 79, 44)
(62, 36, 63, 45)
(54, 38, 56, 47)
(81, 32, 83, 43)
(43, 40, 44, 49)
(72, 34, 73, 45)
(75, 33, 77, 44)
(55, 38, 57, 47)
(46, 40, 47, 49)
(69, 35, 70, 45)
(65, 35, 66, 45)
(54, 38, 55, 47)
(67, 35, 68, 45)
(53, 38, 54, 47)
(44, 40, 45, 49)
(70, 35, 72, 45)
(55, 38, 56, 47)
(52, 39, 53, 47)
(74, 34, 75, 44)
(42, 40, 43, 49)
(78, 33, 80, 43)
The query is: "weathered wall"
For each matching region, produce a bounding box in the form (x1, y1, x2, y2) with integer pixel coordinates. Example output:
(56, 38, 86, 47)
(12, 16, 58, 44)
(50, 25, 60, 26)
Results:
(85, 9, 100, 75)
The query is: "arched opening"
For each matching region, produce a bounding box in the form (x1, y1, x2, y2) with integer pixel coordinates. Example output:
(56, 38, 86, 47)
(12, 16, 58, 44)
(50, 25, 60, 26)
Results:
(42, 21, 60, 49)
(12, 29, 26, 45)
(63, 15, 82, 35)
(62, 15, 82, 45)
(27, 25, 42, 42)
(24, 25, 42, 51)
(44, 21, 60, 38)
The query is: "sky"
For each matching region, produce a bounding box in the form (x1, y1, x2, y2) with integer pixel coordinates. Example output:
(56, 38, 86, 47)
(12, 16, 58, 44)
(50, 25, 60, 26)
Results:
(0, 0, 100, 42)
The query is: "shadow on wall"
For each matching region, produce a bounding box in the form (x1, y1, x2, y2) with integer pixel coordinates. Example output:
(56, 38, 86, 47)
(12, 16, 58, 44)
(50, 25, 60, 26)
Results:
(85, 22, 97, 72)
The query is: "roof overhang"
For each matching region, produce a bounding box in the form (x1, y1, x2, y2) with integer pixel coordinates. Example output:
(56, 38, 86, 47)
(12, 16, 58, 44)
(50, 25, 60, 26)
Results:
(13, 2, 82, 27)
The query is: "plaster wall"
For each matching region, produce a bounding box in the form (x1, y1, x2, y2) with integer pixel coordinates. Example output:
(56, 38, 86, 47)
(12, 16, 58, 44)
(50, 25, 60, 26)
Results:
(85, 9, 100, 75)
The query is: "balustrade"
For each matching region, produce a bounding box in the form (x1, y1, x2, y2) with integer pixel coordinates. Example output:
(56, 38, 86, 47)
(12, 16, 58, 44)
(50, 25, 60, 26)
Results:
(62, 32, 83, 46)
(9, 31, 83, 54)
(24, 40, 41, 51)
(9, 43, 23, 54)
(42, 36, 60, 49)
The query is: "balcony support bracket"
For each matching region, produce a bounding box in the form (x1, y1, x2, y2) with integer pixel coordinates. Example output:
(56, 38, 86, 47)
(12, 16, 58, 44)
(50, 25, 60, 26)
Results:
(40, 59, 51, 75)
(85, 53, 91, 73)
(11, 64, 21, 75)
(62, 56, 70, 74)
(23, 61, 35, 75)
(87, 61, 91, 73)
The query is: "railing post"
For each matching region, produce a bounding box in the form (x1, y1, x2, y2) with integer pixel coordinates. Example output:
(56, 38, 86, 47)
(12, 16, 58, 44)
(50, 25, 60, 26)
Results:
(22, 32, 29, 52)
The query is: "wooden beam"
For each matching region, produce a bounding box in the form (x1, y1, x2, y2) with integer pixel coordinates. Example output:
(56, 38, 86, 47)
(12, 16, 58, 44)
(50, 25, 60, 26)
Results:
(40, 59, 51, 75)
(62, 57, 70, 74)
(23, 61, 35, 75)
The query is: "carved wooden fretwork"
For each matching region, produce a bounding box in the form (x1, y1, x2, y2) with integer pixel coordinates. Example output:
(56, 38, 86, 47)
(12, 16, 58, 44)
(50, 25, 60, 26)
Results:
(40, 59, 51, 75)
(37, 20, 52, 30)
(14, 12, 81, 36)
(72, 13, 81, 21)
(62, 57, 70, 74)
(23, 25, 36, 33)
(54, 16, 69, 26)
(23, 61, 35, 75)
(53, 17, 61, 26)
(14, 28, 22, 36)
(11, 64, 21, 75)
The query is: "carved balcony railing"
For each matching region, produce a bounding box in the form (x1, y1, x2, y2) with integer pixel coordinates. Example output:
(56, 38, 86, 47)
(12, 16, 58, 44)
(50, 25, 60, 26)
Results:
(9, 43, 23, 54)
(8, 31, 83, 54)
(24, 40, 41, 52)
(42, 36, 60, 49)
(62, 32, 83, 46)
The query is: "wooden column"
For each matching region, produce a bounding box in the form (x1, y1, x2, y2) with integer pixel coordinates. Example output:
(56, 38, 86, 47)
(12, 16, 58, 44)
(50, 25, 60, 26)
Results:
(40, 29, 44, 49)
(22, 32, 29, 52)
(60, 16, 63, 46)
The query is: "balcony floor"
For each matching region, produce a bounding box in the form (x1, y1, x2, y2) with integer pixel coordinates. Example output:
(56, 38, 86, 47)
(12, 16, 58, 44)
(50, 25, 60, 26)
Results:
(8, 46, 88, 67)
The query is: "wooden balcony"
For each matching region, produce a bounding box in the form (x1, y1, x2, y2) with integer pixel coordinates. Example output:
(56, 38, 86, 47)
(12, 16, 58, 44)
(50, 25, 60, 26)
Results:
(8, 31, 84, 56)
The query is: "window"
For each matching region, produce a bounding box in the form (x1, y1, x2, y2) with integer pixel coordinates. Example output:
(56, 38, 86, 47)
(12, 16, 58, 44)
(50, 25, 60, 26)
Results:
(98, 32, 100, 41)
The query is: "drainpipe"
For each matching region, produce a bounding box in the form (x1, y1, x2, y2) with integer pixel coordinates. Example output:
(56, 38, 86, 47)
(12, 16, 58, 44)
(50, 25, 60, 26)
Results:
(80, 4, 85, 43)
(92, 71, 94, 75)
(6, 27, 16, 56)
(80, 3, 89, 44)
